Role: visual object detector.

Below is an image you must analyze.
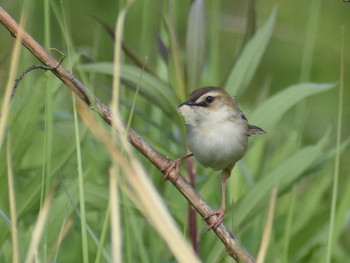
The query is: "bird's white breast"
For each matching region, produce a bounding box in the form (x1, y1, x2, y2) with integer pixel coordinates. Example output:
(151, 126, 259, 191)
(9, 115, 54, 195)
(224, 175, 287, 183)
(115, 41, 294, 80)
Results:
(181, 106, 248, 171)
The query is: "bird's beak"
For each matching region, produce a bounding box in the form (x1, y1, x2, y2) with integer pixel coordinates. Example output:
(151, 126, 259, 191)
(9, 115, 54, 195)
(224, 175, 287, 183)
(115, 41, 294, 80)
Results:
(178, 101, 190, 109)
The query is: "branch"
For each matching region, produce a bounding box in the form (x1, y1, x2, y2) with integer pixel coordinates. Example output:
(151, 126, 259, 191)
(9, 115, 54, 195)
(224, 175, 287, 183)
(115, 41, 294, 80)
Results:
(0, 7, 255, 263)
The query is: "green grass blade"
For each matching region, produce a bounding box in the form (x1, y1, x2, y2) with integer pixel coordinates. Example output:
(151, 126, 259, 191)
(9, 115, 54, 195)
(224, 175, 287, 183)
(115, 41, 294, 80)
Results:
(186, 0, 205, 91)
(240, 0, 257, 50)
(73, 97, 89, 263)
(94, 204, 110, 263)
(80, 63, 179, 117)
(224, 8, 276, 96)
(325, 26, 344, 263)
(281, 186, 296, 263)
(234, 131, 329, 227)
(164, 2, 187, 101)
(299, 0, 322, 82)
(207, 0, 221, 84)
(250, 82, 336, 130)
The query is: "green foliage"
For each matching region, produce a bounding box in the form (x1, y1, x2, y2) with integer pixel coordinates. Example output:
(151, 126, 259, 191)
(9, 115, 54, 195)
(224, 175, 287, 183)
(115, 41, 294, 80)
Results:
(0, 0, 349, 263)
(250, 82, 336, 130)
(186, 0, 205, 92)
(225, 8, 276, 97)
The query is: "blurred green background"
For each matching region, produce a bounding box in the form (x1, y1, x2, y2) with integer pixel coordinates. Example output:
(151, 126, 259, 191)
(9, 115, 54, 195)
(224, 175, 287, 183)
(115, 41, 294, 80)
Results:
(0, 0, 349, 262)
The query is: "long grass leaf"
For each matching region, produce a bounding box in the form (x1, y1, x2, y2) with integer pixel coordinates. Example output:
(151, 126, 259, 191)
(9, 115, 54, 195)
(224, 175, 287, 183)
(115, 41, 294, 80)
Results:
(73, 97, 89, 263)
(0, 12, 26, 153)
(7, 138, 20, 263)
(60, 2, 90, 261)
(241, 0, 257, 49)
(186, 0, 205, 91)
(24, 195, 52, 263)
(281, 186, 296, 263)
(164, 3, 186, 101)
(94, 205, 110, 263)
(80, 63, 179, 116)
(110, 168, 122, 263)
(325, 26, 344, 263)
(299, 0, 322, 82)
(234, 131, 329, 226)
(208, 0, 221, 83)
(41, 0, 54, 213)
(256, 187, 277, 263)
(47, 219, 73, 262)
(250, 82, 336, 130)
(224, 8, 276, 96)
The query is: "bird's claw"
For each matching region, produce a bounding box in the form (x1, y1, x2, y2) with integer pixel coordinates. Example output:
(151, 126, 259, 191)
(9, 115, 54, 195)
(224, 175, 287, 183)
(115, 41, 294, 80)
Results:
(160, 153, 193, 182)
(160, 159, 181, 182)
(204, 208, 225, 231)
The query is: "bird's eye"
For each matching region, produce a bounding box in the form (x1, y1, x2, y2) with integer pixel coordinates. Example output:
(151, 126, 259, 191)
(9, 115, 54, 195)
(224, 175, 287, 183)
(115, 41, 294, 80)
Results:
(205, 96, 214, 103)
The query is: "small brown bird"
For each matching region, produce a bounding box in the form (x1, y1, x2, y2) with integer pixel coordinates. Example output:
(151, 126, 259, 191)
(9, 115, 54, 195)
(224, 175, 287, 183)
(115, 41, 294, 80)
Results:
(164, 87, 265, 231)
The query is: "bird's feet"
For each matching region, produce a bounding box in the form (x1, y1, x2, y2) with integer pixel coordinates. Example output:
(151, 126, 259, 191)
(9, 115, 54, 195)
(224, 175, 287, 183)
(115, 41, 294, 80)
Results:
(204, 208, 225, 231)
(161, 159, 181, 182)
(160, 153, 193, 182)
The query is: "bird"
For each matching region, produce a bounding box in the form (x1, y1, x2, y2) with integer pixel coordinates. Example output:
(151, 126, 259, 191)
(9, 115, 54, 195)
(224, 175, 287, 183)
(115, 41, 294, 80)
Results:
(163, 86, 265, 231)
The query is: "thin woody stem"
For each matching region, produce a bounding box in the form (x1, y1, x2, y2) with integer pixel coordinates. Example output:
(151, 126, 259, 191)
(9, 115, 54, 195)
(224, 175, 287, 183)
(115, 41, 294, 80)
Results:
(187, 158, 198, 253)
(11, 58, 65, 99)
(0, 7, 255, 263)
